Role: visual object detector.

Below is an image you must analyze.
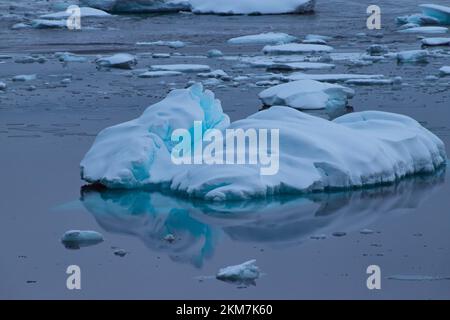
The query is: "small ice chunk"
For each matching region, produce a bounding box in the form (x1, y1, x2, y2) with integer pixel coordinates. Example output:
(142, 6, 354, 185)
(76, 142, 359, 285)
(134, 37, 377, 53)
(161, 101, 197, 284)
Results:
(286, 73, 385, 83)
(228, 32, 296, 45)
(151, 64, 211, 73)
(0, 82, 6, 90)
(305, 34, 332, 42)
(61, 230, 104, 249)
(310, 234, 327, 240)
(439, 66, 450, 76)
(263, 43, 334, 55)
(152, 53, 171, 58)
(12, 23, 31, 30)
(96, 53, 137, 69)
(55, 52, 88, 62)
(398, 26, 448, 34)
(420, 4, 450, 25)
(40, 7, 110, 19)
(259, 79, 354, 110)
(302, 39, 327, 45)
(197, 69, 230, 80)
(367, 44, 389, 56)
(113, 249, 128, 257)
(207, 49, 223, 58)
(163, 234, 176, 243)
(332, 232, 347, 237)
(138, 70, 182, 78)
(267, 62, 335, 71)
(421, 37, 450, 46)
(396, 13, 439, 26)
(12, 74, 37, 81)
(397, 50, 428, 63)
(216, 260, 260, 285)
(136, 40, 186, 48)
(345, 79, 394, 85)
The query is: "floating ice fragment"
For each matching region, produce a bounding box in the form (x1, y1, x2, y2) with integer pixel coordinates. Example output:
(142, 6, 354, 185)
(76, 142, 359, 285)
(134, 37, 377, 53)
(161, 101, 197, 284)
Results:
(397, 50, 429, 63)
(360, 229, 375, 235)
(96, 53, 137, 69)
(138, 70, 182, 78)
(136, 40, 186, 48)
(420, 4, 450, 25)
(61, 230, 104, 249)
(216, 260, 260, 285)
(31, 19, 67, 29)
(151, 64, 210, 72)
(163, 234, 176, 243)
(388, 274, 450, 281)
(286, 73, 385, 83)
(266, 62, 335, 71)
(113, 249, 128, 257)
(421, 37, 450, 46)
(367, 44, 389, 56)
(259, 79, 354, 110)
(14, 56, 46, 64)
(439, 66, 450, 76)
(197, 69, 230, 80)
(396, 13, 439, 26)
(80, 0, 191, 13)
(345, 79, 394, 85)
(398, 26, 448, 34)
(0, 82, 6, 90)
(207, 49, 223, 58)
(12, 74, 37, 81)
(263, 43, 334, 55)
(55, 52, 88, 63)
(228, 32, 297, 45)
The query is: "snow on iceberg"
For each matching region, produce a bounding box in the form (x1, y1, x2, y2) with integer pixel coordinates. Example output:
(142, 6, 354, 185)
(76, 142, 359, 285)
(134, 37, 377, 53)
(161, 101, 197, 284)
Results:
(263, 43, 334, 55)
(80, 84, 446, 201)
(227, 32, 297, 45)
(216, 260, 260, 285)
(420, 4, 450, 25)
(258, 79, 354, 110)
(189, 0, 315, 15)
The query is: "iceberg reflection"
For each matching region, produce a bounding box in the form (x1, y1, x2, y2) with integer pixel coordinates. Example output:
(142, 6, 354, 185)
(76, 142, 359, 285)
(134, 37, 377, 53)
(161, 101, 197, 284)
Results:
(80, 169, 446, 267)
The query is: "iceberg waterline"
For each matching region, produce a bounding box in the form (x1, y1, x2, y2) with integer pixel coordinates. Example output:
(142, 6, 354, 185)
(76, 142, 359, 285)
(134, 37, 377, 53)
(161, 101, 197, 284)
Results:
(81, 84, 446, 201)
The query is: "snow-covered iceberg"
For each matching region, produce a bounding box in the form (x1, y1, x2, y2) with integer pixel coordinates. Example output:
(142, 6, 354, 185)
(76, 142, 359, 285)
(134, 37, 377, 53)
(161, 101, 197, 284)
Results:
(80, 84, 446, 201)
(420, 4, 450, 25)
(258, 79, 354, 110)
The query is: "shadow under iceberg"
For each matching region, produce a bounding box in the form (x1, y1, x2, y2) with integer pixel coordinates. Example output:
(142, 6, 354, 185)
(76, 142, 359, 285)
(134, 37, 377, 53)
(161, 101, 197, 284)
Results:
(80, 168, 446, 268)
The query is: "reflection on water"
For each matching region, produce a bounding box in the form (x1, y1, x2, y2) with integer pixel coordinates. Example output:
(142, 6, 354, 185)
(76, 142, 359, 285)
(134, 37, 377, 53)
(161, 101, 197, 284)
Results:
(80, 169, 446, 268)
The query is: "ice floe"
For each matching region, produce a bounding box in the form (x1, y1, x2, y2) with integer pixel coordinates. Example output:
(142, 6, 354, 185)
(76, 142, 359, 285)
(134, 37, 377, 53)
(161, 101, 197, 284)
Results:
(344, 79, 394, 86)
(61, 230, 104, 249)
(197, 69, 230, 80)
(228, 32, 296, 45)
(138, 70, 182, 78)
(96, 53, 137, 69)
(439, 66, 450, 76)
(81, 84, 446, 201)
(136, 40, 186, 48)
(398, 26, 448, 34)
(263, 43, 334, 55)
(151, 64, 211, 72)
(258, 79, 354, 110)
(216, 260, 260, 285)
(397, 50, 429, 63)
(420, 4, 450, 25)
(421, 37, 450, 46)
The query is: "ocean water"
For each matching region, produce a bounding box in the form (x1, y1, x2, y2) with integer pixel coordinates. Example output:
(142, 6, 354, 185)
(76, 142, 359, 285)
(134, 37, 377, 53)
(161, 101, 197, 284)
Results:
(1, 0, 450, 299)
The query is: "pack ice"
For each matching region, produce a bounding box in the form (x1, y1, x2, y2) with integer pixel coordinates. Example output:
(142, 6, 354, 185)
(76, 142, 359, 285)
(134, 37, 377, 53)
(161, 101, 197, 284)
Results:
(80, 84, 446, 201)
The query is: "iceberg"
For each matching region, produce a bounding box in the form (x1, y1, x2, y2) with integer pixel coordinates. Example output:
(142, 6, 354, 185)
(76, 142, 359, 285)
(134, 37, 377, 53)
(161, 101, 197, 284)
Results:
(258, 79, 354, 110)
(227, 32, 297, 45)
(398, 26, 448, 34)
(263, 43, 334, 55)
(151, 64, 210, 72)
(420, 4, 450, 25)
(189, 0, 315, 15)
(439, 66, 450, 76)
(421, 37, 450, 46)
(397, 50, 429, 63)
(216, 260, 260, 285)
(81, 84, 446, 201)
(40, 7, 110, 19)
(80, 0, 191, 13)
(96, 53, 137, 69)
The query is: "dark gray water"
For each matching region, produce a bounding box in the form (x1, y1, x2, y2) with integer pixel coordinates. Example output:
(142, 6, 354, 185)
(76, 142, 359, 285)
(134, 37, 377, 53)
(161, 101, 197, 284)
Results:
(1, 0, 450, 299)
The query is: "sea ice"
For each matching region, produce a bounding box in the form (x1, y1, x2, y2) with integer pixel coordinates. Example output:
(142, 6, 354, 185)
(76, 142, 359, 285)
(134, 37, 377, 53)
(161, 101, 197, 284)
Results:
(439, 66, 450, 76)
(81, 84, 446, 201)
(228, 32, 297, 45)
(151, 64, 211, 72)
(397, 50, 429, 63)
(216, 260, 260, 285)
(258, 79, 354, 110)
(344, 79, 394, 85)
(422, 37, 450, 46)
(96, 53, 137, 69)
(263, 43, 334, 55)
(420, 4, 450, 25)
(61, 230, 104, 249)
(398, 26, 448, 34)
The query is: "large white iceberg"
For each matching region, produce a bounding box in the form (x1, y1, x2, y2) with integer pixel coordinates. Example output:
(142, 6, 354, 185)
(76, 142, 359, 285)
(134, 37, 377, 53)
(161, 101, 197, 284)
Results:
(80, 84, 446, 201)
(258, 79, 354, 110)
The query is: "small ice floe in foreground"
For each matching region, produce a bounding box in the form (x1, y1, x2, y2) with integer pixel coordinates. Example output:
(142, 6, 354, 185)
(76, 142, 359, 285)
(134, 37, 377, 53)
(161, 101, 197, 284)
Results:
(80, 84, 446, 200)
(0, 82, 6, 90)
(388, 274, 450, 281)
(96, 53, 137, 69)
(189, 0, 315, 15)
(207, 49, 223, 58)
(227, 32, 296, 45)
(421, 37, 450, 46)
(266, 62, 335, 71)
(398, 26, 448, 34)
(40, 7, 111, 19)
(216, 260, 260, 286)
(396, 13, 439, 26)
(138, 71, 182, 78)
(263, 43, 334, 55)
(397, 50, 429, 63)
(55, 52, 88, 63)
(136, 40, 186, 48)
(61, 230, 104, 249)
(151, 64, 210, 73)
(420, 4, 450, 25)
(12, 74, 37, 81)
(259, 79, 354, 110)
(285, 73, 385, 83)
(31, 19, 67, 29)
(439, 66, 450, 76)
